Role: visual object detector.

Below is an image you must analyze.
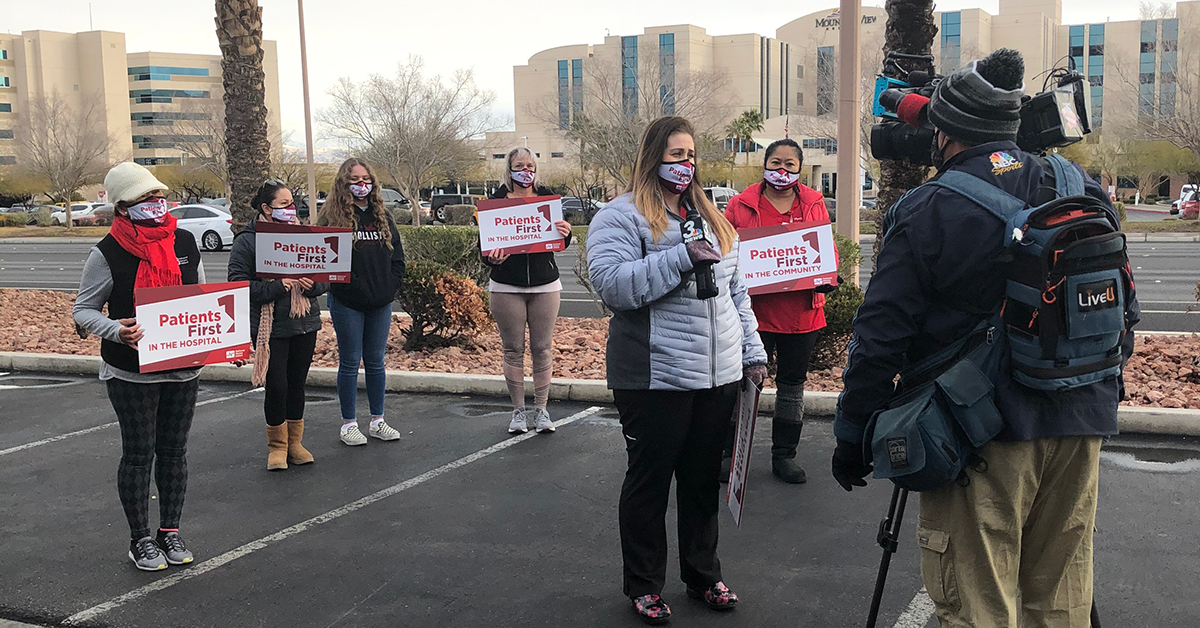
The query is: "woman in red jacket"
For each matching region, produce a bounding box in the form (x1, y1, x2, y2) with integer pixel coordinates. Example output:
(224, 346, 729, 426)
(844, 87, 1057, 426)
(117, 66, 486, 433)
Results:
(723, 138, 836, 484)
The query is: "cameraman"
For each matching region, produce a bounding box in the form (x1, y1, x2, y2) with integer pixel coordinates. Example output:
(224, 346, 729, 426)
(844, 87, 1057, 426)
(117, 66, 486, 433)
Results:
(831, 49, 1139, 627)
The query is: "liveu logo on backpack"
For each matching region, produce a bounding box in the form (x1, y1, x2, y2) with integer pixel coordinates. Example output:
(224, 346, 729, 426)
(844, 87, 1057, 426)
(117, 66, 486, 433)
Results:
(865, 155, 1133, 492)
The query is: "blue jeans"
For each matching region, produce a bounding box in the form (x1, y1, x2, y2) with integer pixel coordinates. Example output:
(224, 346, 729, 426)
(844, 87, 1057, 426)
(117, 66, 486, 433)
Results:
(327, 293, 392, 421)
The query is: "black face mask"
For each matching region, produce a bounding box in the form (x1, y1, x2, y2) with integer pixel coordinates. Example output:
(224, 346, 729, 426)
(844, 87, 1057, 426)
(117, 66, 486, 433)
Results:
(931, 133, 948, 171)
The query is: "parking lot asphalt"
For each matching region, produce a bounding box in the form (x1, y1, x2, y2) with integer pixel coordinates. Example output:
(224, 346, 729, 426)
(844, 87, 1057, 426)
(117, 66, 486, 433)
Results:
(1, 372, 1198, 628)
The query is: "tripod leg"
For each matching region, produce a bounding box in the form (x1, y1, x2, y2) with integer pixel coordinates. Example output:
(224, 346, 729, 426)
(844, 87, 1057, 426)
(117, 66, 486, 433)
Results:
(865, 487, 910, 628)
(1090, 600, 1101, 628)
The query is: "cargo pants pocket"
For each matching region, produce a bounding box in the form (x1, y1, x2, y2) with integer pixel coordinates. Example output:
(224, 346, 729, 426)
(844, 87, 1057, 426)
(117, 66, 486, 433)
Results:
(917, 525, 961, 612)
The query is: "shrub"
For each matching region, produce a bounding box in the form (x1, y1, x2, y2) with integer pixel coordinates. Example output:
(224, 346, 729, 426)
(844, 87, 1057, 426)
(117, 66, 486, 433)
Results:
(391, 208, 413, 226)
(399, 225, 490, 286)
(93, 209, 114, 226)
(1114, 201, 1127, 223)
(397, 262, 492, 351)
(566, 212, 589, 226)
(34, 207, 54, 226)
(445, 204, 476, 225)
(0, 213, 27, 227)
(810, 234, 865, 370)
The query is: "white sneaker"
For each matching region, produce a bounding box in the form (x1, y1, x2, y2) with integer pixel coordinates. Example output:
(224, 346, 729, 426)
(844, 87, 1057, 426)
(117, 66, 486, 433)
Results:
(340, 424, 367, 446)
(508, 409, 529, 434)
(368, 420, 401, 441)
(533, 408, 555, 434)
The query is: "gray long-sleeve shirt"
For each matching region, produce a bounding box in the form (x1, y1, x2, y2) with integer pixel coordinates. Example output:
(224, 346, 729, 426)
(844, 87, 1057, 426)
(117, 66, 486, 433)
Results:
(73, 247, 206, 383)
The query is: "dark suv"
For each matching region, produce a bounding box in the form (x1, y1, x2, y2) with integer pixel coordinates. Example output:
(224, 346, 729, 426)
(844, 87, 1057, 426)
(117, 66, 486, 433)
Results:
(562, 197, 604, 224)
(431, 194, 481, 223)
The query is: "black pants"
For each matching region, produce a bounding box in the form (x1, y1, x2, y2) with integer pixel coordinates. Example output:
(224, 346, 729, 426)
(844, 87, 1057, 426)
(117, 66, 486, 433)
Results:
(106, 377, 199, 540)
(613, 383, 739, 597)
(760, 330, 819, 387)
(264, 332, 318, 426)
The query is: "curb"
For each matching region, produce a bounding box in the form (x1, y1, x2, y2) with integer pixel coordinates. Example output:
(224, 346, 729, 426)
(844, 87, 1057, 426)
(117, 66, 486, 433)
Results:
(2, 352, 1198, 436)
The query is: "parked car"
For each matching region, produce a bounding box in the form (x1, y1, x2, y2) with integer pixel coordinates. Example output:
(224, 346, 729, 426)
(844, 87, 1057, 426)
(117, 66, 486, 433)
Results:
(51, 203, 105, 225)
(380, 188, 411, 211)
(1180, 190, 1199, 220)
(1171, 200, 1180, 215)
(861, 197, 878, 210)
(200, 197, 229, 208)
(703, 186, 738, 211)
(169, 204, 234, 251)
(562, 196, 604, 224)
(431, 194, 481, 223)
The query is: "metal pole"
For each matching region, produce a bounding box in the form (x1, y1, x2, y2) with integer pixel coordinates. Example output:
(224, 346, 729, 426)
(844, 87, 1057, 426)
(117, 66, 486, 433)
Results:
(297, 0, 318, 223)
(837, 0, 863, 283)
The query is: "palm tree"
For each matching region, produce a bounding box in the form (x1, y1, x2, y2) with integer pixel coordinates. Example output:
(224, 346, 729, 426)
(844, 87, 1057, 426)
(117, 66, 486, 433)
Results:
(215, 0, 272, 227)
(725, 110, 765, 165)
(874, 0, 937, 261)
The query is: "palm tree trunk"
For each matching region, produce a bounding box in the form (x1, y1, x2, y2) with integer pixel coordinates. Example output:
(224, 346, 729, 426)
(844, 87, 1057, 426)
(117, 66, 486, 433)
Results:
(216, 0, 272, 227)
(875, 0, 937, 263)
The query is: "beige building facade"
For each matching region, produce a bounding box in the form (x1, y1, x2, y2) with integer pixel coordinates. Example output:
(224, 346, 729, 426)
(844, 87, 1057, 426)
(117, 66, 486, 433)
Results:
(0, 29, 280, 175)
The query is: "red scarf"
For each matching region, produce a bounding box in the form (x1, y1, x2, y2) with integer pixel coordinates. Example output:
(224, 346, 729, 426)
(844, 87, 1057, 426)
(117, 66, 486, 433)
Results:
(109, 214, 182, 289)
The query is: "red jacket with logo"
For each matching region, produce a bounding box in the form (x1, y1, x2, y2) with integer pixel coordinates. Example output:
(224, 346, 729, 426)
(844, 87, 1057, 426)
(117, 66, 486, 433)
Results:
(724, 181, 832, 335)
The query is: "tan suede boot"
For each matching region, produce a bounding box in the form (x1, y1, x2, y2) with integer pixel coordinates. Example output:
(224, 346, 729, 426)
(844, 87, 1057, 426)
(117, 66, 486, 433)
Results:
(286, 419, 314, 465)
(266, 424, 289, 471)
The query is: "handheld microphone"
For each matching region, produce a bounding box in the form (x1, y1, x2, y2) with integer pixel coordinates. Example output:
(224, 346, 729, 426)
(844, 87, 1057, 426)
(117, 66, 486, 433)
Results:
(681, 208, 718, 300)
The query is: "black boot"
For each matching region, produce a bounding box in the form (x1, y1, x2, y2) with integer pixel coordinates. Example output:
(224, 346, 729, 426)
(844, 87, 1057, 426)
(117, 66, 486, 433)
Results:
(771, 383, 807, 484)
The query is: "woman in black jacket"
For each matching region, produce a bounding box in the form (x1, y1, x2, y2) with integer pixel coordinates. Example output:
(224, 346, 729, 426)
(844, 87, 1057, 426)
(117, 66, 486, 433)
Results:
(228, 180, 328, 470)
(317, 158, 406, 446)
(485, 147, 572, 435)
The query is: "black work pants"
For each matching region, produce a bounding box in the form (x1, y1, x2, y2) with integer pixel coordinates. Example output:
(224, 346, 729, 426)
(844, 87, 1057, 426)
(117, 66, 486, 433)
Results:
(613, 383, 739, 597)
(263, 331, 318, 426)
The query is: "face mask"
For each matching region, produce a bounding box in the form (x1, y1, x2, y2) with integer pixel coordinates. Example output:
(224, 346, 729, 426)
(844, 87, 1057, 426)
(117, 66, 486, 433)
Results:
(510, 169, 536, 188)
(658, 160, 694, 194)
(931, 132, 948, 171)
(271, 205, 297, 223)
(128, 197, 169, 224)
(349, 182, 373, 199)
(763, 168, 800, 190)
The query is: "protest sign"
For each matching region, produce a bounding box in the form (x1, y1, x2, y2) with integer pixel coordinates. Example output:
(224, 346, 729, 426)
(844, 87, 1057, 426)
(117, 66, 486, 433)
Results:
(134, 282, 251, 373)
(727, 377, 761, 528)
(477, 195, 566, 255)
(255, 222, 352, 283)
(737, 221, 839, 295)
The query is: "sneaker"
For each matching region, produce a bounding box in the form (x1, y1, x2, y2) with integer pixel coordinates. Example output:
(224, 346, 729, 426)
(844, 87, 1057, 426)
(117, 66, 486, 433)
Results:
(533, 408, 555, 434)
(128, 536, 167, 572)
(340, 424, 367, 446)
(631, 594, 671, 625)
(368, 420, 401, 441)
(156, 530, 194, 565)
(686, 581, 739, 611)
(508, 409, 528, 434)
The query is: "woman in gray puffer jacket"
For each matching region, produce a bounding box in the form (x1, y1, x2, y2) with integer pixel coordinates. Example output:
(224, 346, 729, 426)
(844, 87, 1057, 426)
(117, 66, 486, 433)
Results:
(586, 116, 767, 625)
(227, 180, 328, 471)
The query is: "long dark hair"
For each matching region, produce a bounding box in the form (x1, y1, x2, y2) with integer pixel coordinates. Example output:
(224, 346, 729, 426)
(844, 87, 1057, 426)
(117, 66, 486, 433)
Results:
(628, 116, 736, 254)
(251, 180, 288, 217)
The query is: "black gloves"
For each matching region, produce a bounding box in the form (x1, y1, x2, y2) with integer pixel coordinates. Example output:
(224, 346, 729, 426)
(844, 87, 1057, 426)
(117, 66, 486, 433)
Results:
(814, 275, 844, 294)
(832, 438, 873, 492)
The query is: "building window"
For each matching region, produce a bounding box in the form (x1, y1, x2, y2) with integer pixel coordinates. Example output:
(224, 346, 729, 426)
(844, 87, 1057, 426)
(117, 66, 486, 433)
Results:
(1160, 82, 1176, 118)
(801, 138, 838, 155)
(0, 50, 7, 60)
(796, 64, 804, 79)
(659, 33, 675, 115)
(0, 129, 12, 139)
(571, 58, 583, 118)
(551, 152, 564, 158)
(131, 134, 211, 149)
(0, 77, 9, 88)
(0, 156, 16, 165)
(133, 157, 182, 166)
(557, 60, 570, 130)
(0, 103, 11, 113)
(941, 12, 961, 74)
(129, 89, 210, 104)
(492, 153, 505, 160)
(1088, 23, 1105, 57)
(127, 66, 210, 81)
(622, 36, 638, 117)
(816, 46, 835, 115)
(1069, 25, 1085, 68)
(796, 92, 804, 107)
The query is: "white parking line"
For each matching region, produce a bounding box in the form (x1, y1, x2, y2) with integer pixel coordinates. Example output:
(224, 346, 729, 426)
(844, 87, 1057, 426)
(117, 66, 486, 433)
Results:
(0, 388, 262, 457)
(892, 588, 936, 628)
(63, 405, 604, 625)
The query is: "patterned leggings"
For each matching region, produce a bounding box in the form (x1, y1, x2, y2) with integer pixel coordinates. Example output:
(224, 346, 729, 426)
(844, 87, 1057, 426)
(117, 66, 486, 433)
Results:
(489, 290, 561, 411)
(105, 378, 199, 540)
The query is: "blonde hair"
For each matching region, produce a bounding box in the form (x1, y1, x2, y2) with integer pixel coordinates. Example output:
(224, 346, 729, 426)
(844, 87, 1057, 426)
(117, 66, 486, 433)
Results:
(502, 147, 538, 192)
(317, 158, 393, 250)
(628, 117, 736, 255)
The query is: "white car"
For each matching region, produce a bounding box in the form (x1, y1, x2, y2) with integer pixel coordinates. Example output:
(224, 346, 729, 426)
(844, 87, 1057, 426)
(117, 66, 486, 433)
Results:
(169, 204, 234, 251)
(51, 203, 105, 225)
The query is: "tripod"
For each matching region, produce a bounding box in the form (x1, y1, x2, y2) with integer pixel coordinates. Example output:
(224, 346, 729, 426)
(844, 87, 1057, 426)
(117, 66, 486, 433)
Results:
(865, 484, 1101, 628)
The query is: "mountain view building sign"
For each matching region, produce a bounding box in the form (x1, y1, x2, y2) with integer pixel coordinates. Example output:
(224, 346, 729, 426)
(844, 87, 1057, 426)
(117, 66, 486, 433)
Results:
(815, 10, 877, 29)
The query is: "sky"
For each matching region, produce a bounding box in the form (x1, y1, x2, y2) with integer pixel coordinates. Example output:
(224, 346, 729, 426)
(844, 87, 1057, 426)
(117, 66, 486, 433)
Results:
(2, 0, 1148, 148)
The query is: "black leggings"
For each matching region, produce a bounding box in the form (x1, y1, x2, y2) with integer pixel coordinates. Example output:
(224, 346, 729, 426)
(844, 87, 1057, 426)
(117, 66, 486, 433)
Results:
(264, 332, 318, 426)
(759, 330, 820, 386)
(106, 377, 199, 540)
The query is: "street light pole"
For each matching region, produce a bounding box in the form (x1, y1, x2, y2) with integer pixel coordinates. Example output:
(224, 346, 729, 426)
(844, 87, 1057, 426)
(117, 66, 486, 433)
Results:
(836, 0, 863, 284)
(298, 0, 318, 223)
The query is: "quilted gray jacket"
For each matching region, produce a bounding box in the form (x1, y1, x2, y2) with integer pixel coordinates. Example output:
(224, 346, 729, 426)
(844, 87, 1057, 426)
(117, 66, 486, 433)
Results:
(586, 193, 767, 391)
